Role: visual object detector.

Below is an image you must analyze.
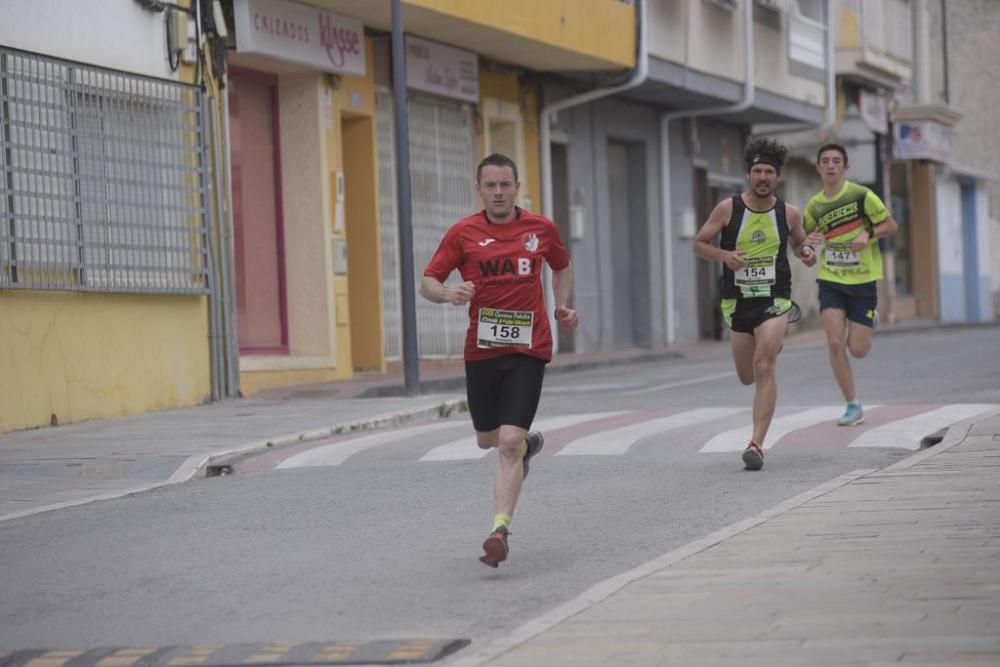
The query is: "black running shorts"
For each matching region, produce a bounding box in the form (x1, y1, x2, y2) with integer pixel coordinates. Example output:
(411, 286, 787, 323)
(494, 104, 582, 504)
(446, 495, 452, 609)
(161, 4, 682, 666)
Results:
(818, 279, 878, 327)
(465, 354, 546, 432)
(720, 297, 798, 335)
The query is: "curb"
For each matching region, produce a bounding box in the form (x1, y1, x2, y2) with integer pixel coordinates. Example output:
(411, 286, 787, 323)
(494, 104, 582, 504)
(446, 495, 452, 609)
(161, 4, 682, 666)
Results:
(874, 319, 1000, 338)
(354, 350, 685, 398)
(885, 404, 1000, 471)
(170, 397, 469, 482)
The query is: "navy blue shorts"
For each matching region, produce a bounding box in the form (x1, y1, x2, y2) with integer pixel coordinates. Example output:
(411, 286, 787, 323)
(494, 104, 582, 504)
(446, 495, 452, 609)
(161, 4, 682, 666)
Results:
(465, 354, 546, 432)
(818, 279, 878, 327)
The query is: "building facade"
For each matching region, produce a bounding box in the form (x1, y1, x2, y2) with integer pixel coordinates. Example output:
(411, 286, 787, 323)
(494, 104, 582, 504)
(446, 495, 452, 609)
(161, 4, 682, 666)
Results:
(544, 0, 831, 348)
(1, 0, 225, 433)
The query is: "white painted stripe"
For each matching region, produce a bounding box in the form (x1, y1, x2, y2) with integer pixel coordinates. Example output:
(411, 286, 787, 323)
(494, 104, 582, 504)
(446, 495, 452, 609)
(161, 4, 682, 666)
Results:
(418, 413, 628, 462)
(558, 407, 746, 456)
(618, 371, 736, 396)
(699, 405, 857, 453)
(849, 404, 997, 451)
(277, 421, 462, 469)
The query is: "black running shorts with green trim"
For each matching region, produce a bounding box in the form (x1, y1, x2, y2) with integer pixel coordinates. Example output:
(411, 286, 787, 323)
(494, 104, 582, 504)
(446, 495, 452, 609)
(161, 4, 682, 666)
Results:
(465, 354, 546, 432)
(721, 297, 797, 335)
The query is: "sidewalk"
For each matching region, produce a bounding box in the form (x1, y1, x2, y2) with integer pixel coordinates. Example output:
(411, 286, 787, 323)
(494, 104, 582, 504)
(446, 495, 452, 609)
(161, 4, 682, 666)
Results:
(454, 407, 1000, 667)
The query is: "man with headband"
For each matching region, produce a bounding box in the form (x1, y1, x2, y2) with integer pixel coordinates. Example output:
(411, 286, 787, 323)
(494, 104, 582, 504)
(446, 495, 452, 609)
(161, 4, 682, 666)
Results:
(804, 143, 898, 427)
(694, 137, 816, 471)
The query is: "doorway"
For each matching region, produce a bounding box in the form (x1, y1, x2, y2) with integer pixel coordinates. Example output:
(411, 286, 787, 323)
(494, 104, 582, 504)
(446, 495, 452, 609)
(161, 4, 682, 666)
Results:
(607, 140, 650, 348)
(228, 68, 287, 353)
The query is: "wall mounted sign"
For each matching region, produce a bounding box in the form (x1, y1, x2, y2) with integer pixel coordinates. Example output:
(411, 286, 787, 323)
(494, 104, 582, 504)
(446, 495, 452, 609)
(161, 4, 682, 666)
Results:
(405, 35, 478, 103)
(233, 0, 365, 76)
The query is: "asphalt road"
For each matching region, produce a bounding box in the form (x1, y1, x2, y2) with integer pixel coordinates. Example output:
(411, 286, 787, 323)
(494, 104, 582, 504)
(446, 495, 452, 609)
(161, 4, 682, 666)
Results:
(1, 326, 997, 654)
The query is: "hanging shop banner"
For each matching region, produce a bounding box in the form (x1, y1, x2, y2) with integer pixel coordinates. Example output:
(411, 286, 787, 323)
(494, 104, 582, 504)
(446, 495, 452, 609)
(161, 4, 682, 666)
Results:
(893, 120, 952, 163)
(405, 35, 479, 103)
(233, 0, 365, 76)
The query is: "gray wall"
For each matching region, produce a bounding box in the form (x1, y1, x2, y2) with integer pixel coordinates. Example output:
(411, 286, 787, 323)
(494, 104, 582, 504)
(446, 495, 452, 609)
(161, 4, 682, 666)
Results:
(549, 91, 665, 352)
(668, 117, 747, 343)
(544, 83, 751, 349)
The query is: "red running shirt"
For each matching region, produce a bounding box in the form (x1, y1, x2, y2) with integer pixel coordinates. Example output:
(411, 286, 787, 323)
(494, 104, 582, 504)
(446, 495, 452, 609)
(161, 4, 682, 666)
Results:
(423, 208, 570, 362)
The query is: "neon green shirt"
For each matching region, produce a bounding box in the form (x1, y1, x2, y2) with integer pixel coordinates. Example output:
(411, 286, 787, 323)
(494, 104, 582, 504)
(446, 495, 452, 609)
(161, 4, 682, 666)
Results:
(803, 181, 890, 284)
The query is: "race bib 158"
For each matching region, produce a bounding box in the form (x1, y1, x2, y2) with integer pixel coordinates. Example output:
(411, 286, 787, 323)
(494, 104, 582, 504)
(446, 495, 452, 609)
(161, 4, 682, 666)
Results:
(477, 308, 533, 349)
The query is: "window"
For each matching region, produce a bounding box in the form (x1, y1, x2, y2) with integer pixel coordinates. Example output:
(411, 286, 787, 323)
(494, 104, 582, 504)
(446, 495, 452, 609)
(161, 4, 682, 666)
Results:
(0, 47, 208, 293)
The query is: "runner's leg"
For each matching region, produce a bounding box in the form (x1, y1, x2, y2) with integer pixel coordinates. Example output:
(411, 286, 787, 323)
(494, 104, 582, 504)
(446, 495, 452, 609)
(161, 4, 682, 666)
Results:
(731, 331, 756, 386)
(750, 313, 788, 446)
(821, 307, 855, 403)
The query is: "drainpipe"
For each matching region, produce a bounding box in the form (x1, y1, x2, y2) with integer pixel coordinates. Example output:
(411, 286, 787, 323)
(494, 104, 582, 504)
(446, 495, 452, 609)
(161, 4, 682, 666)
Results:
(660, 0, 755, 345)
(539, 0, 648, 353)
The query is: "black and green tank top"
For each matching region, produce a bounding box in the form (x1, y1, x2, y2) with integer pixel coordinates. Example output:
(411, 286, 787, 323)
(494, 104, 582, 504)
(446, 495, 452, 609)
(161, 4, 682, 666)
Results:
(720, 195, 791, 299)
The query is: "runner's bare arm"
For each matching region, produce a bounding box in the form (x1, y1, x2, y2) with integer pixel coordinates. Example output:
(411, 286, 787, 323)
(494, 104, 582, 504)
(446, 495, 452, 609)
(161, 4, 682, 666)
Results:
(693, 198, 745, 271)
(419, 275, 475, 305)
(851, 213, 900, 252)
(551, 263, 579, 330)
(786, 205, 816, 267)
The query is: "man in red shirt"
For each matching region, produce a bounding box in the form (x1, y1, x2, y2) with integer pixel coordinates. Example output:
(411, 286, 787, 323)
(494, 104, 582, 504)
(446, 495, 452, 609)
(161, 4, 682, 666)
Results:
(421, 153, 579, 567)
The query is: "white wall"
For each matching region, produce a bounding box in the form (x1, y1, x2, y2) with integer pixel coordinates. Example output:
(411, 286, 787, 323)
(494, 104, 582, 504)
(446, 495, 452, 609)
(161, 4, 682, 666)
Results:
(936, 178, 963, 274)
(0, 0, 178, 80)
(975, 187, 996, 320)
(648, 1, 825, 108)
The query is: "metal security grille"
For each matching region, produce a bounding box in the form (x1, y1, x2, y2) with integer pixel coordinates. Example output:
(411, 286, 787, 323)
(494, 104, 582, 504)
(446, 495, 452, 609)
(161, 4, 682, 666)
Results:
(375, 90, 402, 360)
(376, 92, 477, 360)
(0, 47, 208, 293)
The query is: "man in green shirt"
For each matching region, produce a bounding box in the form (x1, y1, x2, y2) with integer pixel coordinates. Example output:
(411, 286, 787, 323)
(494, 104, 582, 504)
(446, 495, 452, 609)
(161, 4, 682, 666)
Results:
(695, 137, 816, 471)
(803, 143, 898, 426)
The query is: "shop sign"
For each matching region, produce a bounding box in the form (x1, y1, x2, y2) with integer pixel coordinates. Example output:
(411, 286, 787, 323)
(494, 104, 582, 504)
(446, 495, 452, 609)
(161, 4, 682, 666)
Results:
(405, 35, 478, 103)
(893, 120, 952, 162)
(233, 0, 365, 76)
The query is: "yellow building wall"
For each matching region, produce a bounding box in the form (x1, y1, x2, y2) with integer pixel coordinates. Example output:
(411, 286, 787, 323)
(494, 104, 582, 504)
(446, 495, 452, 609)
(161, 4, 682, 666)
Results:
(409, 0, 634, 67)
(478, 72, 541, 213)
(322, 79, 355, 380)
(339, 41, 385, 372)
(0, 292, 210, 434)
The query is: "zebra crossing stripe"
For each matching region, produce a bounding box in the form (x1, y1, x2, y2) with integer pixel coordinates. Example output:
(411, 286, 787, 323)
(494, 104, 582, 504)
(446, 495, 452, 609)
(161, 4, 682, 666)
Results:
(848, 404, 997, 450)
(276, 421, 462, 469)
(557, 407, 746, 456)
(418, 413, 628, 462)
(699, 406, 860, 453)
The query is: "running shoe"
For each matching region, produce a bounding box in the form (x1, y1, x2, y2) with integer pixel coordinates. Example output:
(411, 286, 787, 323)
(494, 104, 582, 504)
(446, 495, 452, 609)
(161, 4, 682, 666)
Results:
(522, 431, 544, 480)
(479, 526, 509, 568)
(742, 442, 764, 471)
(838, 403, 864, 426)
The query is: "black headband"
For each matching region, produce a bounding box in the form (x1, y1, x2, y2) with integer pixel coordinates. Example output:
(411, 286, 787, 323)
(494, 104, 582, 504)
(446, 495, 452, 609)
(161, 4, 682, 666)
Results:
(750, 153, 782, 171)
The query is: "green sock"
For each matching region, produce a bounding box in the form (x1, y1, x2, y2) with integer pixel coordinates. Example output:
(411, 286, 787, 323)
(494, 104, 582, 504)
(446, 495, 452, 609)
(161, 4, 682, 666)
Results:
(492, 513, 512, 532)
(519, 438, 528, 457)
